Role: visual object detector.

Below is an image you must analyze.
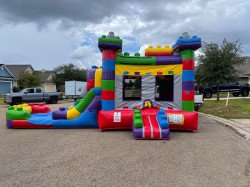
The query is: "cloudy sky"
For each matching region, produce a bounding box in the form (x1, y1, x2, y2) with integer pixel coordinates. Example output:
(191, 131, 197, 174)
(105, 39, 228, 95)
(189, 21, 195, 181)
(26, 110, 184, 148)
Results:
(0, 0, 249, 70)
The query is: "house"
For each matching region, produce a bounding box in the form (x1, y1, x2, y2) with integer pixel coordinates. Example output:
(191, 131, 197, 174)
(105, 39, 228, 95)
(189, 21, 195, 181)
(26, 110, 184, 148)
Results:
(238, 57, 250, 86)
(0, 64, 17, 94)
(5, 64, 35, 88)
(35, 69, 57, 92)
(0, 64, 57, 94)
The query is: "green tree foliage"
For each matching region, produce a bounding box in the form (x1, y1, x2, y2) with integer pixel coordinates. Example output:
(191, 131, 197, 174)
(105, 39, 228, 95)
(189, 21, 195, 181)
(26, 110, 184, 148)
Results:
(18, 72, 42, 88)
(196, 39, 245, 100)
(52, 63, 87, 85)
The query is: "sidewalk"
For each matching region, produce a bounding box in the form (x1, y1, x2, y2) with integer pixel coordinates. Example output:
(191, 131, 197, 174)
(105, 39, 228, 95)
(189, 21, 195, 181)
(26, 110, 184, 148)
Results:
(204, 96, 250, 101)
(199, 113, 250, 140)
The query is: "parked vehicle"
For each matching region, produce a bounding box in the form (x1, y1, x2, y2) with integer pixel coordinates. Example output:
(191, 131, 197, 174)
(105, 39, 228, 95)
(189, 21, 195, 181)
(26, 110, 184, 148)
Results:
(4, 87, 63, 105)
(199, 82, 249, 98)
(65, 81, 87, 100)
(194, 93, 204, 111)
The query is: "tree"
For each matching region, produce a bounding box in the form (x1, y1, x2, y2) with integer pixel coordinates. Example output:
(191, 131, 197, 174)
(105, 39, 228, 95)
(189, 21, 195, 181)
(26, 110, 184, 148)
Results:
(52, 63, 87, 86)
(18, 72, 42, 89)
(196, 39, 245, 101)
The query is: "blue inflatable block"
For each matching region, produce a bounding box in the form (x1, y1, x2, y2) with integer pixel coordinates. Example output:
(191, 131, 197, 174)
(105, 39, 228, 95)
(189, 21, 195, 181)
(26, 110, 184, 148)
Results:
(52, 111, 98, 128)
(92, 87, 102, 95)
(176, 36, 201, 45)
(157, 109, 169, 129)
(102, 60, 116, 71)
(28, 112, 53, 125)
(182, 70, 195, 81)
(102, 100, 115, 110)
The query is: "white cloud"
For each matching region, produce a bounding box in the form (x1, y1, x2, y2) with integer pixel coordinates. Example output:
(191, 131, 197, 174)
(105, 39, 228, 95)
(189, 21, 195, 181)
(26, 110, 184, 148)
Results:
(0, 0, 250, 72)
(139, 44, 150, 56)
(70, 46, 101, 69)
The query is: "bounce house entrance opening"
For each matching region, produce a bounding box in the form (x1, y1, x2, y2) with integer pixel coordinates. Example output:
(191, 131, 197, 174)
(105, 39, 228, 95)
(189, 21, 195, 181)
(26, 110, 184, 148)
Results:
(123, 75, 142, 101)
(155, 75, 174, 101)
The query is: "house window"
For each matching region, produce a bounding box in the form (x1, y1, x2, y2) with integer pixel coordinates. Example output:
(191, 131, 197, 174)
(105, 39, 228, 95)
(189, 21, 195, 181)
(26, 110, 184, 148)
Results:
(123, 75, 141, 100)
(155, 75, 174, 101)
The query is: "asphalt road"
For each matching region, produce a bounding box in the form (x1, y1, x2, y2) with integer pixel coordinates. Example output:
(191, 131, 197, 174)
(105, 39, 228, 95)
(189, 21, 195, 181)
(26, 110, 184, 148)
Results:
(0, 103, 249, 186)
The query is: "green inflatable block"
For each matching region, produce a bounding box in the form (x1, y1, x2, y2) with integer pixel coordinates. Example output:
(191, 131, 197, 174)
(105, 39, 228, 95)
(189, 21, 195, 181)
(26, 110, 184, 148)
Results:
(133, 110, 143, 128)
(116, 54, 156, 65)
(98, 36, 122, 44)
(182, 101, 194, 112)
(75, 89, 95, 113)
(102, 80, 115, 90)
(181, 50, 194, 60)
(168, 70, 174, 75)
(6, 106, 31, 120)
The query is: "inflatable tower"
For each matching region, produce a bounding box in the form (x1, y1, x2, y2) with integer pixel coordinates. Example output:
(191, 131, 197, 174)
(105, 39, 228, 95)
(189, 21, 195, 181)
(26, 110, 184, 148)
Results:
(98, 32, 122, 110)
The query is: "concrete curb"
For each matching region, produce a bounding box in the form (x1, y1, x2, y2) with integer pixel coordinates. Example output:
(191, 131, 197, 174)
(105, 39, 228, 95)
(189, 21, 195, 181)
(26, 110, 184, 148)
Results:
(199, 112, 250, 141)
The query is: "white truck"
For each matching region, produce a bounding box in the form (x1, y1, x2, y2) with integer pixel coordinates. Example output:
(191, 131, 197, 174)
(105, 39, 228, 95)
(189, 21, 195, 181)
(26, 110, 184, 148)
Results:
(65, 81, 87, 99)
(194, 93, 204, 111)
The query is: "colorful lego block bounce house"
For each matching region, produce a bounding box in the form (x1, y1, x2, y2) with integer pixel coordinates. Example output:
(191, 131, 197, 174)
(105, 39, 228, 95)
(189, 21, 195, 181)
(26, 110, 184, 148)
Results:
(6, 31, 201, 140)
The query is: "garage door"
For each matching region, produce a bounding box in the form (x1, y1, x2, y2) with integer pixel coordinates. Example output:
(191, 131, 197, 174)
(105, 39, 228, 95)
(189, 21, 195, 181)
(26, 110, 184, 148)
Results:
(0, 81, 11, 94)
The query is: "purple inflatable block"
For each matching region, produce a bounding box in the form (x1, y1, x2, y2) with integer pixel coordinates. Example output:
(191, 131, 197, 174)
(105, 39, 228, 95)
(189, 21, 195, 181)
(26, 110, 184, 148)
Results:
(182, 81, 194, 91)
(161, 129, 170, 139)
(174, 42, 201, 51)
(6, 120, 13, 128)
(102, 70, 115, 80)
(98, 42, 122, 50)
(87, 69, 96, 79)
(132, 124, 143, 139)
(132, 124, 170, 139)
(86, 96, 101, 112)
(52, 110, 67, 120)
(156, 55, 182, 65)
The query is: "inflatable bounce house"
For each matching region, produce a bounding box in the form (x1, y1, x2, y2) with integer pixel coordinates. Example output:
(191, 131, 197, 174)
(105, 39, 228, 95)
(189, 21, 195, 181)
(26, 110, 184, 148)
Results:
(6, 32, 201, 140)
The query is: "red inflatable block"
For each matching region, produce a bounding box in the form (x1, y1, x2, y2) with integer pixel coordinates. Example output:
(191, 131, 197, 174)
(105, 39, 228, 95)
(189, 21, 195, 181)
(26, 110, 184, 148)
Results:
(98, 110, 134, 130)
(182, 60, 195, 70)
(102, 50, 116, 60)
(182, 90, 194, 101)
(102, 90, 115, 100)
(12, 120, 52, 129)
(145, 52, 173, 56)
(87, 79, 95, 92)
(29, 103, 50, 114)
(165, 110, 198, 131)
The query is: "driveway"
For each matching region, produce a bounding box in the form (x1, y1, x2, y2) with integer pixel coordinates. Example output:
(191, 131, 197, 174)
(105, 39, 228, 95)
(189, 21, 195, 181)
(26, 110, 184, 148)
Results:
(0, 103, 249, 186)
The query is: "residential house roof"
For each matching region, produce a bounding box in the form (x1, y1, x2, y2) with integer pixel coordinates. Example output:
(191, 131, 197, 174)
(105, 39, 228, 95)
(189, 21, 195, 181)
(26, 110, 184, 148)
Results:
(35, 70, 54, 83)
(237, 57, 250, 77)
(0, 64, 16, 80)
(5, 64, 34, 79)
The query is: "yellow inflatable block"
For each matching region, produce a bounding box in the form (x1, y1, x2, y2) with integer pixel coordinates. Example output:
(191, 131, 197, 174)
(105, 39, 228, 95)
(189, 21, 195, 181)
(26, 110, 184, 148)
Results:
(115, 64, 182, 76)
(67, 107, 81, 119)
(144, 101, 152, 108)
(145, 45, 173, 53)
(22, 104, 32, 112)
(13, 104, 32, 112)
(68, 106, 74, 110)
(95, 68, 102, 87)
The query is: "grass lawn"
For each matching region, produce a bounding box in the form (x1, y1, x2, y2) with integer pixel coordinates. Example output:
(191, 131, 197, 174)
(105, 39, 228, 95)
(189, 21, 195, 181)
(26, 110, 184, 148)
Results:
(200, 99, 250, 119)
(0, 97, 4, 105)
